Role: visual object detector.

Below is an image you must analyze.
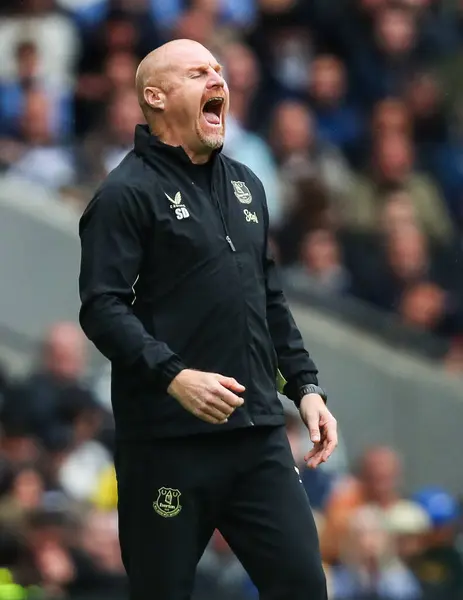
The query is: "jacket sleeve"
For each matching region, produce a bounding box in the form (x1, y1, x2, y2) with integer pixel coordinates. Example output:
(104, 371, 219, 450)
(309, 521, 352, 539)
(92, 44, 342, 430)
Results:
(78, 181, 186, 389)
(260, 180, 319, 403)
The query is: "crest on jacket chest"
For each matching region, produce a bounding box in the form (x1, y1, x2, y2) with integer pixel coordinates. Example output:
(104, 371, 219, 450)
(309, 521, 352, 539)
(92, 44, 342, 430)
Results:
(231, 180, 252, 204)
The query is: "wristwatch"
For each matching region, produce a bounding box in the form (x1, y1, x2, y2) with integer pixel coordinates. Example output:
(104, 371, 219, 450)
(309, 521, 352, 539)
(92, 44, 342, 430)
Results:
(298, 384, 328, 404)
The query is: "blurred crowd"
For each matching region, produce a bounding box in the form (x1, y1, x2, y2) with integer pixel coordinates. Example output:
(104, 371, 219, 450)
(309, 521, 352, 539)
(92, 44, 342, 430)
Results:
(0, 324, 126, 599)
(1, 0, 463, 370)
(1, 0, 463, 597)
(0, 322, 461, 599)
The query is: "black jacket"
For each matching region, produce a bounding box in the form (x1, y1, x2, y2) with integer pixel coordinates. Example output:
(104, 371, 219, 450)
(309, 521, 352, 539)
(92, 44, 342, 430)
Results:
(79, 125, 319, 440)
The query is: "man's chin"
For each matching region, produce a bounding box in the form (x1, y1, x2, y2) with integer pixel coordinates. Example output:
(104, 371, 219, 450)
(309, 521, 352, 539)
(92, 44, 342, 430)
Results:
(196, 122, 225, 150)
(202, 135, 224, 150)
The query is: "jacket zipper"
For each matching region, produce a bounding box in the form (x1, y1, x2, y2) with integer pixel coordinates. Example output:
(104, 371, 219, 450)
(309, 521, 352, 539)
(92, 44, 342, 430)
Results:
(225, 235, 236, 252)
(211, 180, 254, 426)
(211, 180, 236, 253)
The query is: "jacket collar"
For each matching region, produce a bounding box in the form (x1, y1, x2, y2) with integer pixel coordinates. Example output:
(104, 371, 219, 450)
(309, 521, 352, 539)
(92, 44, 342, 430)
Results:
(134, 124, 222, 166)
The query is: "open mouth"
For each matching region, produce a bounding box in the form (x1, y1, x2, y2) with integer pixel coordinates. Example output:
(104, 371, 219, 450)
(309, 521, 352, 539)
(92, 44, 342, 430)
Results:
(202, 97, 224, 126)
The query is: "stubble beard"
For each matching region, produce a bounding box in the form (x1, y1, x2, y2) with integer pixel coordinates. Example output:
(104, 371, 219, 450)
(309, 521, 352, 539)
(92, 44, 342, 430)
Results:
(195, 119, 225, 150)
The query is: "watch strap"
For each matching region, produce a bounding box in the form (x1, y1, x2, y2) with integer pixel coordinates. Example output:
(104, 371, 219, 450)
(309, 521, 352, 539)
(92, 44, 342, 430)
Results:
(298, 384, 327, 404)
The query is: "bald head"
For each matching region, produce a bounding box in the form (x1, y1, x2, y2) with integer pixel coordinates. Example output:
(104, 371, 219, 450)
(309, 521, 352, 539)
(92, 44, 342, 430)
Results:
(134, 39, 228, 162)
(136, 39, 213, 119)
(43, 321, 86, 380)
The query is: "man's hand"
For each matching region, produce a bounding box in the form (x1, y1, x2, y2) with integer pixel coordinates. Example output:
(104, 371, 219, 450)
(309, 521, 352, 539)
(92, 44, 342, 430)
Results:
(167, 369, 245, 424)
(299, 394, 338, 469)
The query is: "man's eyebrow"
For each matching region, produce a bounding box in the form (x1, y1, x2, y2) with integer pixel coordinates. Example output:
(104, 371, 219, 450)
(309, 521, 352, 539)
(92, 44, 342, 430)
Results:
(188, 63, 223, 73)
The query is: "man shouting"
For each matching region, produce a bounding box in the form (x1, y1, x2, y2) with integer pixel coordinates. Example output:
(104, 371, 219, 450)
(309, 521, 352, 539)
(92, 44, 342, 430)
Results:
(78, 38, 337, 600)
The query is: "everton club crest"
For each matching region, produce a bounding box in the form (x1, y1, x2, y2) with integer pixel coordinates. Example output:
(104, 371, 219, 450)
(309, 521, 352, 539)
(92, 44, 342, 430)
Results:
(153, 487, 182, 518)
(231, 180, 252, 204)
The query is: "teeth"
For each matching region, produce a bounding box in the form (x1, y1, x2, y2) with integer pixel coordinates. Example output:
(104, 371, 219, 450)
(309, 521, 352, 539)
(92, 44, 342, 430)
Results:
(206, 97, 223, 105)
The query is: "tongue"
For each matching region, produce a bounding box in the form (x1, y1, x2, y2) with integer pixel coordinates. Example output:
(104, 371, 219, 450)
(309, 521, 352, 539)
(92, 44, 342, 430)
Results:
(203, 111, 220, 125)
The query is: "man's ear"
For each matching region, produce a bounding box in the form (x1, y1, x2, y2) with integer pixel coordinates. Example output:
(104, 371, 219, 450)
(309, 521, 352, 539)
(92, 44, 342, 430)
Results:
(144, 87, 165, 111)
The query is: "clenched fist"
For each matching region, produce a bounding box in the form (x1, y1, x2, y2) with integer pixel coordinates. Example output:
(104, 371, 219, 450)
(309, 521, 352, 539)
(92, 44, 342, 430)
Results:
(167, 369, 245, 424)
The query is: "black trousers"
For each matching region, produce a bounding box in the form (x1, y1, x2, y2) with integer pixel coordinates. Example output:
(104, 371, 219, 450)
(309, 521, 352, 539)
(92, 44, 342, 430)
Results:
(115, 425, 327, 600)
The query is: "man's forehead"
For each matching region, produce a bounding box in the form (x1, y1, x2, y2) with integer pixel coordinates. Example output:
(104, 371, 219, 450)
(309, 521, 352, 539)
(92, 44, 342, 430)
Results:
(168, 45, 219, 70)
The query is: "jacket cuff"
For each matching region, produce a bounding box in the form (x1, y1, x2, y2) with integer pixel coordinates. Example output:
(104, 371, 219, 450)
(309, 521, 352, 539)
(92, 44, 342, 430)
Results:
(283, 372, 319, 404)
(158, 355, 187, 391)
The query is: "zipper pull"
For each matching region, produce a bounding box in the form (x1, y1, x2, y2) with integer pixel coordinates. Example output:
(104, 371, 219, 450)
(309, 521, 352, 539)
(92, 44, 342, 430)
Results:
(226, 236, 236, 252)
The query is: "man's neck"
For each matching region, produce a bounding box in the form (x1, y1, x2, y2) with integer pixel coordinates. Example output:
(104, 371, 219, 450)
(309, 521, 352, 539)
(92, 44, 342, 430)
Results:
(181, 145, 212, 165)
(149, 123, 212, 165)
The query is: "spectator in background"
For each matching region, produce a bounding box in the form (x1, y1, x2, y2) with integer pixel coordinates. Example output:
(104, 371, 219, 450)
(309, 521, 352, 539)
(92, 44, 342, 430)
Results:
(405, 0, 457, 60)
(350, 5, 422, 106)
(97, 88, 142, 173)
(24, 508, 78, 597)
(404, 72, 449, 150)
(74, 10, 159, 135)
(275, 178, 334, 265)
(55, 397, 111, 503)
(351, 207, 461, 319)
(383, 223, 438, 299)
(79, 509, 127, 595)
(411, 487, 463, 599)
(247, 0, 315, 98)
(169, 3, 218, 48)
(0, 0, 79, 88)
(220, 39, 273, 134)
(370, 98, 412, 144)
(104, 49, 137, 95)
(23, 503, 127, 598)
(283, 229, 352, 296)
(74, 46, 137, 144)
(0, 89, 75, 190)
(333, 0, 390, 58)
(1, 322, 102, 453)
(0, 426, 42, 468)
(270, 100, 352, 215)
(0, 40, 72, 140)
(330, 505, 422, 599)
(321, 446, 403, 564)
(78, 89, 143, 184)
(0, 525, 32, 597)
(383, 220, 462, 335)
(379, 188, 420, 236)
(399, 281, 449, 335)
(385, 499, 431, 568)
(344, 133, 453, 243)
(0, 464, 44, 529)
(308, 55, 363, 160)
(149, 0, 256, 33)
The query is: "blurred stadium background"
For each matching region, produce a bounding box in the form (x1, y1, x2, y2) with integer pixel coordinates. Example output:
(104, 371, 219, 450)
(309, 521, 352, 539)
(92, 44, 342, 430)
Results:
(0, 0, 463, 598)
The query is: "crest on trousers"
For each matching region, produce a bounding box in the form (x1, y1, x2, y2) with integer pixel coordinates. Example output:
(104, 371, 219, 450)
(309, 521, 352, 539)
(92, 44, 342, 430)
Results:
(153, 487, 182, 518)
(231, 181, 252, 204)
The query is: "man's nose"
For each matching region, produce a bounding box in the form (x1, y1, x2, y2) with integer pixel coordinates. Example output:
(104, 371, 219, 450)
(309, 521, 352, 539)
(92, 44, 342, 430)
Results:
(207, 70, 225, 89)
